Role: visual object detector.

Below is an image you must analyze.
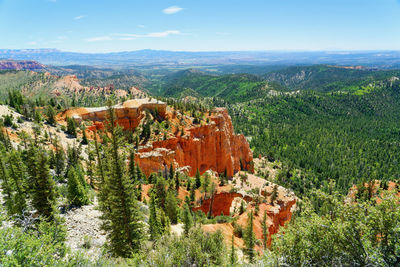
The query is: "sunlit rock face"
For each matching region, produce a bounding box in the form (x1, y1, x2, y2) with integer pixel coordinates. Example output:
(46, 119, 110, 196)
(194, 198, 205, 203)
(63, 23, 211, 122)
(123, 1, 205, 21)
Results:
(135, 107, 253, 177)
(61, 100, 252, 178)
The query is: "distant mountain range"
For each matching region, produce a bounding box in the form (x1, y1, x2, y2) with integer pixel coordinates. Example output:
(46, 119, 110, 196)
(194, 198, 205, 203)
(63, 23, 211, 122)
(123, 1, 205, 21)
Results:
(2, 49, 400, 67)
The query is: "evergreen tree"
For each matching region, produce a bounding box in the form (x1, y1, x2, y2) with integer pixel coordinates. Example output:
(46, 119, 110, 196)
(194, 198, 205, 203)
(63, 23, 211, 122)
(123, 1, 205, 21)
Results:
(261, 210, 268, 250)
(7, 151, 28, 217)
(190, 182, 196, 203)
(244, 211, 256, 262)
(53, 138, 65, 178)
(81, 130, 88, 145)
(129, 151, 136, 183)
(165, 190, 178, 224)
(182, 203, 193, 236)
(66, 117, 77, 137)
(175, 172, 180, 192)
(0, 154, 13, 215)
(230, 234, 237, 265)
(98, 103, 144, 257)
(149, 193, 162, 240)
(67, 166, 89, 207)
(46, 105, 56, 125)
(169, 164, 174, 180)
(30, 149, 57, 220)
(158, 209, 170, 235)
(271, 185, 278, 204)
(195, 168, 201, 189)
(155, 176, 167, 209)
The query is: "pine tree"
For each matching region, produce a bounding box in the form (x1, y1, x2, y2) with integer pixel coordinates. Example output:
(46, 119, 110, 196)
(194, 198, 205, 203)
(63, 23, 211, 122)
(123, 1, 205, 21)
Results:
(230, 234, 237, 265)
(54, 138, 65, 178)
(7, 151, 28, 217)
(190, 181, 196, 203)
(67, 166, 89, 207)
(195, 168, 201, 189)
(169, 164, 174, 180)
(261, 210, 268, 250)
(175, 172, 180, 192)
(149, 193, 162, 240)
(46, 105, 56, 125)
(158, 208, 170, 235)
(165, 190, 178, 224)
(155, 176, 167, 209)
(30, 149, 57, 220)
(98, 103, 144, 257)
(67, 117, 77, 137)
(244, 211, 256, 263)
(0, 154, 13, 215)
(271, 185, 278, 204)
(81, 130, 88, 145)
(182, 203, 193, 236)
(129, 151, 136, 183)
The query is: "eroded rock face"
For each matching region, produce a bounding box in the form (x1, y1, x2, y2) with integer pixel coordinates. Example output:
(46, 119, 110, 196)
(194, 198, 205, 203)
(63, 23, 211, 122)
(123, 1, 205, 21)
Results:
(136, 108, 253, 177)
(60, 98, 167, 131)
(61, 101, 252, 178)
(193, 192, 252, 217)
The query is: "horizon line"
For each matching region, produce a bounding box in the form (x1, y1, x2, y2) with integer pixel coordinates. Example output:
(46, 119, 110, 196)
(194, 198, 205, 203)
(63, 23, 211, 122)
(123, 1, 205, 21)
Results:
(1, 48, 400, 55)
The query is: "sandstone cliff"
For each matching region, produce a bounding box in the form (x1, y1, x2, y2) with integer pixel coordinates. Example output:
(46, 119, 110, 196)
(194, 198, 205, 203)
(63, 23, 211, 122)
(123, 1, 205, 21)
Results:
(135, 107, 253, 177)
(61, 99, 253, 178)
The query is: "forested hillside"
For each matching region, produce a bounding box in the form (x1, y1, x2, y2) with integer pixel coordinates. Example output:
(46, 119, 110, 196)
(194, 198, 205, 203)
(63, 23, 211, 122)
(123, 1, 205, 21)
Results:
(230, 82, 400, 195)
(263, 64, 400, 92)
(161, 69, 286, 102)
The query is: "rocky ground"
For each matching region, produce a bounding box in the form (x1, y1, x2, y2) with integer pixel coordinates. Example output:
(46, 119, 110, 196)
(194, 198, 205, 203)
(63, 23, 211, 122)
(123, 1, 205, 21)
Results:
(62, 198, 106, 259)
(0, 105, 88, 158)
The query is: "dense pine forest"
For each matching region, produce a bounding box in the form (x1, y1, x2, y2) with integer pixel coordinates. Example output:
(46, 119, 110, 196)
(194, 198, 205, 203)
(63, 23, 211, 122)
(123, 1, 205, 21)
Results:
(0, 65, 399, 266)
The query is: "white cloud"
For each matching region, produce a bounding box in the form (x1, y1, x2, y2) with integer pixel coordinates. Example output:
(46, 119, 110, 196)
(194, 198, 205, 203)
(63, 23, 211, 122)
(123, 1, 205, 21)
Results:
(116, 30, 181, 39)
(74, 15, 86, 20)
(27, 41, 37, 45)
(86, 30, 181, 42)
(86, 36, 113, 42)
(162, 6, 183, 15)
(138, 24, 145, 28)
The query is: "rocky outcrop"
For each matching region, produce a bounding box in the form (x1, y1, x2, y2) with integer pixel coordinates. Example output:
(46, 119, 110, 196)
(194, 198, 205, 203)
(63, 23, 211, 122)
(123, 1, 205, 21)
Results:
(61, 101, 252, 178)
(0, 60, 45, 70)
(193, 192, 252, 217)
(136, 108, 253, 177)
(60, 98, 167, 131)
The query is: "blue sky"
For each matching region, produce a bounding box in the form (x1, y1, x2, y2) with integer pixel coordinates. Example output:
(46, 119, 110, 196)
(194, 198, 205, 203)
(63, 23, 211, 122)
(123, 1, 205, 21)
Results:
(1, 0, 400, 52)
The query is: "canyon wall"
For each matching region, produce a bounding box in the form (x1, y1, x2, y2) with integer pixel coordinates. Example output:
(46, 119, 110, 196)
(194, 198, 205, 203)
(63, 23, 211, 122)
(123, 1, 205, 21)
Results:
(62, 100, 252, 178)
(136, 108, 253, 177)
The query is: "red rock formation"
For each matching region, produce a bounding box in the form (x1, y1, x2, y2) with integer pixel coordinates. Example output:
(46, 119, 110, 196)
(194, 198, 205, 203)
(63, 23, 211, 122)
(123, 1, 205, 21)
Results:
(193, 192, 252, 216)
(0, 60, 45, 70)
(61, 101, 252, 178)
(136, 108, 253, 177)
(265, 200, 296, 246)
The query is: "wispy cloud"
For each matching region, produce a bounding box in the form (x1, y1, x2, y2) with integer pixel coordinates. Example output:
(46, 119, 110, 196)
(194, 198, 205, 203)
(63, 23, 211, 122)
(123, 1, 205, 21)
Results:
(74, 15, 86, 20)
(138, 24, 145, 28)
(86, 30, 181, 42)
(86, 36, 113, 42)
(27, 41, 37, 45)
(116, 30, 181, 39)
(162, 6, 183, 15)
